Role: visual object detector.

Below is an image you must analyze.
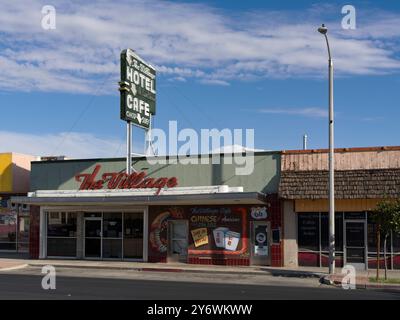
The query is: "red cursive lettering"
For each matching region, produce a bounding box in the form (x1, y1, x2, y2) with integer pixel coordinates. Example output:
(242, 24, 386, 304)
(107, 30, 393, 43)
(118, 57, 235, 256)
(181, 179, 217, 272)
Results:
(75, 164, 178, 194)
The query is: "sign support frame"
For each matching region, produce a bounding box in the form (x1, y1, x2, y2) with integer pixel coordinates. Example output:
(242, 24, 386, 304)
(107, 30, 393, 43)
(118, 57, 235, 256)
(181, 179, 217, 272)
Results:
(126, 121, 132, 174)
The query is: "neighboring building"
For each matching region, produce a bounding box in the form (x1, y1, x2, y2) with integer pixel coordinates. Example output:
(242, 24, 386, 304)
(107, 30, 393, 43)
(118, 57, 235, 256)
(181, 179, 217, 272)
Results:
(13, 152, 283, 266)
(0, 152, 36, 253)
(280, 146, 400, 270)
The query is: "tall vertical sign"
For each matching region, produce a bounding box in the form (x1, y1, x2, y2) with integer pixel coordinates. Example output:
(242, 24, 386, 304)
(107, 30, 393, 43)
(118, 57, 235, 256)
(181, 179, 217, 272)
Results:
(119, 49, 156, 174)
(119, 49, 156, 129)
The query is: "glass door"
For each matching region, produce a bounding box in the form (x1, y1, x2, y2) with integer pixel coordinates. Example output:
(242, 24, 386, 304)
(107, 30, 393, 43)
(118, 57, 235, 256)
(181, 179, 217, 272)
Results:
(344, 220, 366, 269)
(84, 218, 102, 259)
(251, 221, 271, 266)
(168, 220, 188, 263)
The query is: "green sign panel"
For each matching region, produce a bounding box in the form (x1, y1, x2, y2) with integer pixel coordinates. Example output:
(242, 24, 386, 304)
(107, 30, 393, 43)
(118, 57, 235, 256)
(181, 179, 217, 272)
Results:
(119, 49, 156, 129)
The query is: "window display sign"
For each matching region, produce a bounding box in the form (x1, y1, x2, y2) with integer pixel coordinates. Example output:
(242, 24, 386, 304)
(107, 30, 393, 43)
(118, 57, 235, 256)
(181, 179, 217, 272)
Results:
(188, 207, 247, 254)
(224, 231, 240, 251)
(147, 206, 249, 260)
(191, 228, 208, 247)
(213, 227, 228, 248)
(119, 49, 156, 129)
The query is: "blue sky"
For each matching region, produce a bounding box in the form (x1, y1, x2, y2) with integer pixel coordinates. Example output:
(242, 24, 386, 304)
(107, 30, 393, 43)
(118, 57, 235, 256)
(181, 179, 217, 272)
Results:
(0, 0, 399, 158)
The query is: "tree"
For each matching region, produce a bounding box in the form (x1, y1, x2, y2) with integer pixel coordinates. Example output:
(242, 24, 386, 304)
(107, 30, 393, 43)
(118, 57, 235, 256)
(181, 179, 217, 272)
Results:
(371, 199, 400, 280)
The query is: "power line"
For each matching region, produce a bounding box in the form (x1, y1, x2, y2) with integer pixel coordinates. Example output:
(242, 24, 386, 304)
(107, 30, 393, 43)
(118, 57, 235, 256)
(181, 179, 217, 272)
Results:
(52, 72, 115, 156)
(160, 87, 198, 129)
(169, 84, 224, 128)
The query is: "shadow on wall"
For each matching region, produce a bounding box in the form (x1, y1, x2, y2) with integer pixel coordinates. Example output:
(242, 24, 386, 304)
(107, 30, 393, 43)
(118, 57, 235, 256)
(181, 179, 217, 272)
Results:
(211, 153, 281, 194)
(262, 153, 281, 194)
(30, 160, 100, 191)
(12, 163, 31, 193)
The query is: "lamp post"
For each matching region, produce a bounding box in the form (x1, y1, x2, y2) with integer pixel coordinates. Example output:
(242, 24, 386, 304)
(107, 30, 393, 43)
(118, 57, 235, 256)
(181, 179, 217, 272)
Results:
(318, 24, 335, 275)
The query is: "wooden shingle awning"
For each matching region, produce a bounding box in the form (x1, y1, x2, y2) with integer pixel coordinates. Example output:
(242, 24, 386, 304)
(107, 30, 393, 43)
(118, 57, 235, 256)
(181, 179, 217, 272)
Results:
(279, 168, 400, 200)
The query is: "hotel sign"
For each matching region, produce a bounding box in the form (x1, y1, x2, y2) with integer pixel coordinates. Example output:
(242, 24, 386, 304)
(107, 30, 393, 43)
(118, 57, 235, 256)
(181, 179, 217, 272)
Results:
(119, 49, 156, 129)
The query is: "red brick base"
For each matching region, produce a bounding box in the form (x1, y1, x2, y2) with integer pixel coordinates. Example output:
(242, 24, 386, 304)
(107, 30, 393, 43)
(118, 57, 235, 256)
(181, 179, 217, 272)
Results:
(188, 256, 250, 266)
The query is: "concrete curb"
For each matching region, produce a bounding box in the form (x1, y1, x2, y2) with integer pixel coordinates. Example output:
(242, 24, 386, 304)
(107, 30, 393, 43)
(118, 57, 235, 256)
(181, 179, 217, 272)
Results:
(260, 268, 324, 279)
(320, 275, 400, 292)
(27, 263, 266, 276)
(27, 262, 324, 278)
(0, 264, 28, 272)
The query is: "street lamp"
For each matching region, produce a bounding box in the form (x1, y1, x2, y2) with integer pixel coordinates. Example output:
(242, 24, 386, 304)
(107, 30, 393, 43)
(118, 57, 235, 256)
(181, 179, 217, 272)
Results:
(318, 24, 335, 275)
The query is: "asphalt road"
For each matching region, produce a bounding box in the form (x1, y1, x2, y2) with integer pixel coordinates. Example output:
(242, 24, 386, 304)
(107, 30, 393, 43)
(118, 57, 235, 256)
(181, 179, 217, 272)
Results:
(0, 267, 398, 300)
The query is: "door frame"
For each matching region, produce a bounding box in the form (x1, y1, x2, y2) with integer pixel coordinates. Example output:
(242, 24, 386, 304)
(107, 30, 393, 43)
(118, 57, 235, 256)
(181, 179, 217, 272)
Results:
(343, 219, 367, 270)
(167, 220, 189, 263)
(83, 217, 103, 260)
(250, 221, 271, 266)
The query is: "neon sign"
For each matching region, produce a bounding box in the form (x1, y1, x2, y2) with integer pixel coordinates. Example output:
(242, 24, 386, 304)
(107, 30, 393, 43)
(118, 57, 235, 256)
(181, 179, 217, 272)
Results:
(75, 165, 177, 195)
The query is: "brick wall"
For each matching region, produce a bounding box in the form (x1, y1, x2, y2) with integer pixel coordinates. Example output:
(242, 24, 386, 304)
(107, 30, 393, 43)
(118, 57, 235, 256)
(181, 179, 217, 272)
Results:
(29, 205, 40, 259)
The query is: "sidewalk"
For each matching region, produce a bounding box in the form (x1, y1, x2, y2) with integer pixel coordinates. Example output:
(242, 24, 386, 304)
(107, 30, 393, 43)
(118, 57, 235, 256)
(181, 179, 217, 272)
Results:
(26, 259, 325, 278)
(2, 257, 400, 292)
(322, 269, 400, 291)
(0, 259, 28, 271)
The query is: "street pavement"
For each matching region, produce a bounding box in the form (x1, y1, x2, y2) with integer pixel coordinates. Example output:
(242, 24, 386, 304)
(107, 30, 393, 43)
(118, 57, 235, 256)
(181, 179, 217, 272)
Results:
(0, 266, 399, 300)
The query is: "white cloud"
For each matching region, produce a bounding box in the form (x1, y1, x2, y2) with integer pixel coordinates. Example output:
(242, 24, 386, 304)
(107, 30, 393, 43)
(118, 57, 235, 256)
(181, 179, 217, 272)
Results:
(199, 79, 230, 86)
(259, 107, 328, 118)
(0, 131, 125, 158)
(211, 144, 267, 153)
(0, 1, 399, 93)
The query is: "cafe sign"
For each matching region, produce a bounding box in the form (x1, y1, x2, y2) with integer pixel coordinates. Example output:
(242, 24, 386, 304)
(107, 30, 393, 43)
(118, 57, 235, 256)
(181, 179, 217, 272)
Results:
(119, 49, 156, 129)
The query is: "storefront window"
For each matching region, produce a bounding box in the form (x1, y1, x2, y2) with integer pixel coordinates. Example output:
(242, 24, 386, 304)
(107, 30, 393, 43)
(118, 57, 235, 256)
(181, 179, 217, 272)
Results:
(17, 215, 30, 252)
(47, 212, 77, 257)
(123, 213, 143, 259)
(102, 213, 122, 259)
(48, 212, 77, 237)
(298, 213, 319, 251)
(393, 232, 400, 253)
(367, 216, 391, 253)
(103, 239, 122, 259)
(103, 213, 122, 238)
(0, 212, 17, 250)
(46, 211, 144, 260)
(321, 213, 343, 252)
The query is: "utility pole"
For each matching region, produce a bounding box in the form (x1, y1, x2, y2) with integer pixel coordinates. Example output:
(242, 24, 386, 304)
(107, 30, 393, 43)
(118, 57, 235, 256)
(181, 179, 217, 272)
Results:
(318, 24, 335, 274)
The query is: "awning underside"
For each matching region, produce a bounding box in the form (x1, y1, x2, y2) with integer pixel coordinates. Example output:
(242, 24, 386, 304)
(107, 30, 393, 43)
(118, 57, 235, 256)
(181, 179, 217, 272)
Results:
(11, 192, 268, 206)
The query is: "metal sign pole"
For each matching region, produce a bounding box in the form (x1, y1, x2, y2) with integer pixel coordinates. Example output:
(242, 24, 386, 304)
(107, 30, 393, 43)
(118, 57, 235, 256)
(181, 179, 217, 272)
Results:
(126, 121, 132, 174)
(146, 115, 154, 156)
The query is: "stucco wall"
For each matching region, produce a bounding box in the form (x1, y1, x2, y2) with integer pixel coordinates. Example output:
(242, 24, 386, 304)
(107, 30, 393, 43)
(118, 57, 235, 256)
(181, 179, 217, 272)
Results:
(0, 153, 12, 193)
(30, 152, 281, 193)
(12, 153, 36, 193)
(0, 153, 35, 194)
(283, 200, 298, 267)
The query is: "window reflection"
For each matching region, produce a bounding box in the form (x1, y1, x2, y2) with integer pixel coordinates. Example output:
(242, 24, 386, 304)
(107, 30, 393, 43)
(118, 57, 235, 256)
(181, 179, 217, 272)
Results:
(47, 212, 77, 257)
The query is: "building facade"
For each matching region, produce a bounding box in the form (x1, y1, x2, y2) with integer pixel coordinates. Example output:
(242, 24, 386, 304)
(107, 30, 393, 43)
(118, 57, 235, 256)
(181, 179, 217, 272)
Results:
(11, 146, 400, 270)
(14, 152, 283, 266)
(280, 146, 400, 270)
(0, 153, 36, 254)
